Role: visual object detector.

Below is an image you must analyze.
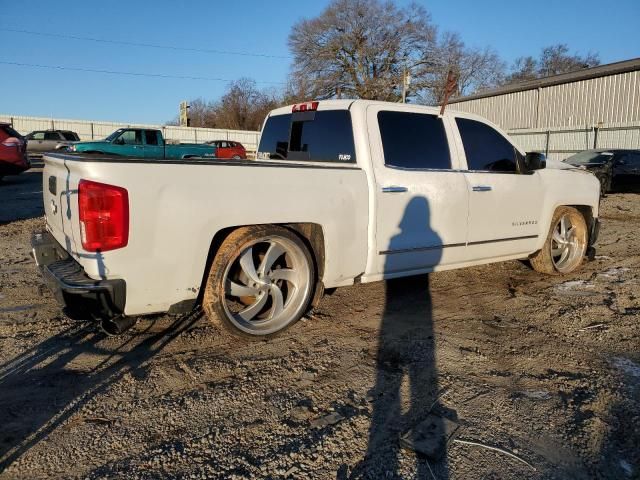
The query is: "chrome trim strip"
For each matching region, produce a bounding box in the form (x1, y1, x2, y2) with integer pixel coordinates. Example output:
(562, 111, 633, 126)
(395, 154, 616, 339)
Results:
(379, 234, 538, 255)
(468, 234, 538, 246)
(379, 243, 465, 255)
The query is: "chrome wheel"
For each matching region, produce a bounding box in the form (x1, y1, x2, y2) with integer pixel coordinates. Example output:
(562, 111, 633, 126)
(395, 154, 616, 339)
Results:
(221, 236, 312, 335)
(550, 214, 585, 273)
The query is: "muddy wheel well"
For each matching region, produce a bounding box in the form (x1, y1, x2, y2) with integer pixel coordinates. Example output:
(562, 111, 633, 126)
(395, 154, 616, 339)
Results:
(196, 223, 326, 308)
(570, 205, 595, 232)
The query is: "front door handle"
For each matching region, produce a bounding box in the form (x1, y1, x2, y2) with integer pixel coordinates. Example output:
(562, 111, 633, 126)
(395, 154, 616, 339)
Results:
(472, 185, 492, 192)
(382, 186, 408, 193)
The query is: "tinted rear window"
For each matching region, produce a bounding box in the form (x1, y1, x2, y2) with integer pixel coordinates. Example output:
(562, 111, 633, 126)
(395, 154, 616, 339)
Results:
(44, 131, 61, 140)
(378, 111, 451, 169)
(61, 131, 79, 141)
(258, 110, 355, 163)
(1, 125, 22, 139)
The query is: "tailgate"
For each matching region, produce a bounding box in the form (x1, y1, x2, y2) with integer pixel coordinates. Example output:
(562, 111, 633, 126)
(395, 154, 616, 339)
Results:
(42, 154, 82, 257)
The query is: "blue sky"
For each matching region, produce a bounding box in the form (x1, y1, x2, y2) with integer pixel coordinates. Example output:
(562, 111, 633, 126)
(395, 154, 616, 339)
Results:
(1, 0, 638, 124)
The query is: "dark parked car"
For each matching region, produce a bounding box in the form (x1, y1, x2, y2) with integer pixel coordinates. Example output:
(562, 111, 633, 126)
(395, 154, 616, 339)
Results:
(0, 123, 29, 180)
(565, 149, 640, 195)
(205, 140, 247, 159)
(25, 129, 80, 155)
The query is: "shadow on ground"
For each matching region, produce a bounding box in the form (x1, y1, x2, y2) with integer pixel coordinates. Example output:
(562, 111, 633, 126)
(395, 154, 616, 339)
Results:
(0, 312, 201, 472)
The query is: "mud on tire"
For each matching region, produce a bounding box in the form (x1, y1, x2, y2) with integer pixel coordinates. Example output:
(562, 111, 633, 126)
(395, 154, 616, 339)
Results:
(530, 206, 588, 275)
(203, 225, 315, 338)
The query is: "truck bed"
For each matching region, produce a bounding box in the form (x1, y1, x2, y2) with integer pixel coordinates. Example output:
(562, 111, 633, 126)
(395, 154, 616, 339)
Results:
(41, 152, 369, 316)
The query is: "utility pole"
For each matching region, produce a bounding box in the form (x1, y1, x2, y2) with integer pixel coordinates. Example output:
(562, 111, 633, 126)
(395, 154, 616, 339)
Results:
(179, 101, 190, 127)
(401, 68, 411, 103)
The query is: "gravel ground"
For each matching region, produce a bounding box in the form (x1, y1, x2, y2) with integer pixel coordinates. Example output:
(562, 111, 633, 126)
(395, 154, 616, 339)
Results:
(0, 169, 638, 479)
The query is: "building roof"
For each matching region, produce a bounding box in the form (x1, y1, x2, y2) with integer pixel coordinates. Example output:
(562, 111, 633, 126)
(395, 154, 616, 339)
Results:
(449, 57, 640, 104)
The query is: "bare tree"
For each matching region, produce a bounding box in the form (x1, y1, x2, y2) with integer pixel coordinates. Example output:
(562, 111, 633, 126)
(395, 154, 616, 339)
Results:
(504, 56, 538, 83)
(186, 98, 219, 128)
(288, 0, 438, 102)
(424, 32, 505, 104)
(538, 44, 599, 76)
(215, 78, 279, 131)
(169, 79, 280, 131)
(505, 44, 600, 84)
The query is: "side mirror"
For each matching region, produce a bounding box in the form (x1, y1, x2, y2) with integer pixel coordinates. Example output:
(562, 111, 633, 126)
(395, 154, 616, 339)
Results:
(524, 152, 546, 171)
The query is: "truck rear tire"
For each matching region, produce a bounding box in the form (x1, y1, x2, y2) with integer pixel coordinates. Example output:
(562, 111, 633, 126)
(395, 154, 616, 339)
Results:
(203, 225, 315, 338)
(530, 206, 588, 275)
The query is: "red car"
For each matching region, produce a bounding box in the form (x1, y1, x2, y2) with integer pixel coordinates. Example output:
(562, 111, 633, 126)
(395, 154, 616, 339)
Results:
(0, 123, 30, 180)
(207, 140, 247, 159)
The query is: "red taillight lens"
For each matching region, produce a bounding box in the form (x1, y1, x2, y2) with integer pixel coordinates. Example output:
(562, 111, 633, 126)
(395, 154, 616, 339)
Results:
(292, 101, 319, 112)
(1, 137, 22, 148)
(78, 180, 129, 252)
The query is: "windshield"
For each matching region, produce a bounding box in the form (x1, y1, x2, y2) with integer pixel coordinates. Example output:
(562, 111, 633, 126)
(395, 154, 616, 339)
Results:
(566, 150, 614, 165)
(105, 129, 125, 142)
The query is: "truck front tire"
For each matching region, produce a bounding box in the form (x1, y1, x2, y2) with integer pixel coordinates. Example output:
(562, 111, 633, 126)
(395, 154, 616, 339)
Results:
(530, 206, 588, 275)
(203, 225, 315, 338)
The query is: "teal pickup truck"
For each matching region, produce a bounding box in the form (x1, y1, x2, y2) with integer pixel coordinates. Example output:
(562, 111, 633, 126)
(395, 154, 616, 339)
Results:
(69, 128, 216, 159)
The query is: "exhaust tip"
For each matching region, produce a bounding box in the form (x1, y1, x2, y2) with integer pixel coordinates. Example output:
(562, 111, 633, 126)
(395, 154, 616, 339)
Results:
(101, 316, 137, 336)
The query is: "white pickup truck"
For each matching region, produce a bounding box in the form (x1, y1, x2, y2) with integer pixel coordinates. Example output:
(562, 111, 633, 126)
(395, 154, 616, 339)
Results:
(32, 100, 600, 337)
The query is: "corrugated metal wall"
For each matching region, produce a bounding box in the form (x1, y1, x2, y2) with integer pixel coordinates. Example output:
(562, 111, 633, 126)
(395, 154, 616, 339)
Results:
(0, 114, 261, 152)
(450, 70, 640, 130)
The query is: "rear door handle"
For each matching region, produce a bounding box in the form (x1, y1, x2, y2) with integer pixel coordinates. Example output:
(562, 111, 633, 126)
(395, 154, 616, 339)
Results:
(382, 186, 408, 193)
(472, 185, 492, 192)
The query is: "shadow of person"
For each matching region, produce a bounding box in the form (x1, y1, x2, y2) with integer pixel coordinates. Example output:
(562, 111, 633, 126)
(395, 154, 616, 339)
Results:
(352, 197, 451, 479)
(0, 311, 201, 473)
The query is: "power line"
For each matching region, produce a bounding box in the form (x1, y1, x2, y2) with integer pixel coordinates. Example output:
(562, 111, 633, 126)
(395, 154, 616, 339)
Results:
(0, 27, 292, 60)
(0, 60, 286, 84)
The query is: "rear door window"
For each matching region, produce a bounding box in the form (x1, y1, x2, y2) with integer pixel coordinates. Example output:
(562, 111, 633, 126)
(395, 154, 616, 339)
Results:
(32, 132, 45, 140)
(257, 110, 356, 163)
(61, 131, 78, 141)
(44, 132, 61, 140)
(378, 111, 451, 169)
(456, 118, 519, 173)
(144, 130, 160, 145)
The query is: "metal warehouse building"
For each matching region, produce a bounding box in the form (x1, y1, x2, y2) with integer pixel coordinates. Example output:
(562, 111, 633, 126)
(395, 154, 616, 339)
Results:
(449, 58, 640, 159)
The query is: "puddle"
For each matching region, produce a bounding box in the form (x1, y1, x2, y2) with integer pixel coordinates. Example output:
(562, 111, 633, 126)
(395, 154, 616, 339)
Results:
(0, 304, 41, 313)
(598, 267, 630, 280)
(620, 459, 634, 477)
(612, 357, 640, 379)
(521, 390, 552, 400)
(555, 280, 596, 295)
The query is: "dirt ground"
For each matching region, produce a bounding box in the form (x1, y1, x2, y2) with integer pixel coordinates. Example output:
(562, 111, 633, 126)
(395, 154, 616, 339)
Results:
(0, 168, 638, 479)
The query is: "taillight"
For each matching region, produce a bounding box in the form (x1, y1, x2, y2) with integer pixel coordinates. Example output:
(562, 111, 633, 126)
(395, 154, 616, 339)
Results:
(1, 137, 22, 147)
(78, 180, 129, 252)
(292, 101, 319, 112)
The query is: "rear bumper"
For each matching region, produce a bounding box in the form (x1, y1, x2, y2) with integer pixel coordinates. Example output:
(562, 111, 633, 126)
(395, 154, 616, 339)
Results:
(31, 230, 126, 319)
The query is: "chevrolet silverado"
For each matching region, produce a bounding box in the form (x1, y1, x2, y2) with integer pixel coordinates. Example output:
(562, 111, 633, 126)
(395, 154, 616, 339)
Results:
(32, 100, 600, 337)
